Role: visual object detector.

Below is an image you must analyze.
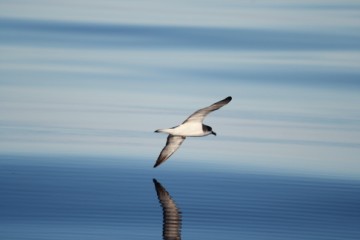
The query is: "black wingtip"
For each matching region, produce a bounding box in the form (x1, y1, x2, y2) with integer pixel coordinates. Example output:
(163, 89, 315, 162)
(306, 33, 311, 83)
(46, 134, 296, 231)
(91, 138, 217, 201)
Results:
(227, 96, 232, 101)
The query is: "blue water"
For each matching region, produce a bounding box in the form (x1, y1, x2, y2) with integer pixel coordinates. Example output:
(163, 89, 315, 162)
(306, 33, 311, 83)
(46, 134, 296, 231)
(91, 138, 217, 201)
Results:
(1, 155, 359, 240)
(2, 18, 359, 51)
(1, 1, 360, 239)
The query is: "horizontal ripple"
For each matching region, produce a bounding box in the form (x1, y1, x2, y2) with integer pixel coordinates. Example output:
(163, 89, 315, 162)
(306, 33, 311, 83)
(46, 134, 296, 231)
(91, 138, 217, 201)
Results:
(1, 18, 359, 50)
(2, 156, 359, 239)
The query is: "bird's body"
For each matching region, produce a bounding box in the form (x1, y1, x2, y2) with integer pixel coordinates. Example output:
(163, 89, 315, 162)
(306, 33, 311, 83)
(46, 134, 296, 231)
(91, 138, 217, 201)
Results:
(155, 122, 211, 137)
(154, 96, 232, 168)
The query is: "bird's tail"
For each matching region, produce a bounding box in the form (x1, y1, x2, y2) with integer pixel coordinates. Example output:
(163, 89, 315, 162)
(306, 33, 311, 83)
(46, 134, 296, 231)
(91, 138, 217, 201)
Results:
(154, 128, 173, 134)
(155, 129, 167, 133)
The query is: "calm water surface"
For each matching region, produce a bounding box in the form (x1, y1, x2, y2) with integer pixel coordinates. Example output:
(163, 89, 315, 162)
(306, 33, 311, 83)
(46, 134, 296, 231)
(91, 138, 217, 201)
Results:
(1, 1, 360, 239)
(1, 155, 359, 240)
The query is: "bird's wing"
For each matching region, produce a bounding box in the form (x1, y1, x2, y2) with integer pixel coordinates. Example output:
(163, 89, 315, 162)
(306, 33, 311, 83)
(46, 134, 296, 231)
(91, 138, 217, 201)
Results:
(154, 135, 186, 168)
(153, 179, 182, 239)
(182, 96, 232, 124)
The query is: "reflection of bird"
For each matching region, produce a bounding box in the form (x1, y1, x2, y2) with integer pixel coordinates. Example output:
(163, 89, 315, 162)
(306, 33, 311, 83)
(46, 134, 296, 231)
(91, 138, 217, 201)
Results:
(153, 179, 182, 240)
(154, 96, 232, 168)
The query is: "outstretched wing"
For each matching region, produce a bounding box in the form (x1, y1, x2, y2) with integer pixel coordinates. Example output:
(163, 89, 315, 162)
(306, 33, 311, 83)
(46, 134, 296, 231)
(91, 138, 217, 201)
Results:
(182, 96, 232, 124)
(154, 135, 186, 168)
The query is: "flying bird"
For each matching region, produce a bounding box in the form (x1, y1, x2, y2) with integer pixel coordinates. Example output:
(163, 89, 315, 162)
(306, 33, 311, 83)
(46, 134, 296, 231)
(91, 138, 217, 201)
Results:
(154, 96, 232, 168)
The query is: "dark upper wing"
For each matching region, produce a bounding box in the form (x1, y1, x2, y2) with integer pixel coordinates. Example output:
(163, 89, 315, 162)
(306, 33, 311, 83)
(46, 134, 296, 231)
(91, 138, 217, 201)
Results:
(154, 135, 186, 168)
(153, 179, 182, 240)
(182, 96, 232, 124)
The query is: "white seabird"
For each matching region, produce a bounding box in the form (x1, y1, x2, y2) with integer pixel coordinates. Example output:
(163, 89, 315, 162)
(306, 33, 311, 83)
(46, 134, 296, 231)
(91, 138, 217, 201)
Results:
(154, 96, 232, 168)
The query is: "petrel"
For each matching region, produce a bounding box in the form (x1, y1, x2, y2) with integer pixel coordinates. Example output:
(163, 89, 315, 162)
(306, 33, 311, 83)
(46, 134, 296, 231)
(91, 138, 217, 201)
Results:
(154, 96, 232, 168)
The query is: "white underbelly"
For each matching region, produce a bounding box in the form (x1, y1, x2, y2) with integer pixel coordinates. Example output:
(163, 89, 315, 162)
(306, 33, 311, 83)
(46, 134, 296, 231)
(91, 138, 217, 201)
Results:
(171, 123, 205, 137)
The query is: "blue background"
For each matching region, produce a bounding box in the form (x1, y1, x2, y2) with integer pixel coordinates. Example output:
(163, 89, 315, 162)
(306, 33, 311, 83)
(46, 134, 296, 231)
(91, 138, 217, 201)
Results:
(1, 1, 360, 239)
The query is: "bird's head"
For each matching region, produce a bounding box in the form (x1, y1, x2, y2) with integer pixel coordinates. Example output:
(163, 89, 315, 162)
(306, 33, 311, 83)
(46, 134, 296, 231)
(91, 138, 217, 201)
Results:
(203, 125, 216, 136)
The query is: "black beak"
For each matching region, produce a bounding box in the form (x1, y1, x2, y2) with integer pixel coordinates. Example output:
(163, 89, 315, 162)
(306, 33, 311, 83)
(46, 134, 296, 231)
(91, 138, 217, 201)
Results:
(212, 131, 217, 136)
